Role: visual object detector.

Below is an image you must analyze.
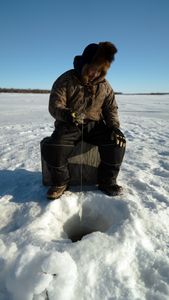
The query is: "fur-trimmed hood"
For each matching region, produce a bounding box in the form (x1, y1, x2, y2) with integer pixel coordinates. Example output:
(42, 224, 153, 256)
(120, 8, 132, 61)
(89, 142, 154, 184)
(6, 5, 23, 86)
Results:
(73, 42, 117, 84)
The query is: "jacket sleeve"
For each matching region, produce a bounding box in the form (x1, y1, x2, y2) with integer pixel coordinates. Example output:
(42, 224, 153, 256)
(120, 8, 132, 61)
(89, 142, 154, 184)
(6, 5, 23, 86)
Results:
(48, 74, 71, 122)
(102, 83, 120, 128)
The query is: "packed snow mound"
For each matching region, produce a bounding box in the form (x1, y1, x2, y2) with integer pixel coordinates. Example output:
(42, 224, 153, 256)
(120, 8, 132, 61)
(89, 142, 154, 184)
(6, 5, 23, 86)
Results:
(6, 246, 77, 300)
(0, 94, 169, 300)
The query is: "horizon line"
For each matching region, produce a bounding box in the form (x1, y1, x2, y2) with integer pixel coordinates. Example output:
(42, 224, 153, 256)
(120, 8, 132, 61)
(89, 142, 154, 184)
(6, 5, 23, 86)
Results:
(0, 87, 169, 95)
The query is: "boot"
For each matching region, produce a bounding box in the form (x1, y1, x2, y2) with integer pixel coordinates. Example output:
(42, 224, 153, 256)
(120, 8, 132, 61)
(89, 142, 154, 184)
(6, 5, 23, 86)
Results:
(98, 183, 123, 196)
(47, 185, 68, 200)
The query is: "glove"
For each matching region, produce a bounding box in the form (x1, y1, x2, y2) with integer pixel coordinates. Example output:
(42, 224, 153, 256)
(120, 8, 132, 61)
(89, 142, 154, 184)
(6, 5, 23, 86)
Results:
(71, 112, 86, 125)
(111, 127, 126, 148)
(58, 109, 86, 125)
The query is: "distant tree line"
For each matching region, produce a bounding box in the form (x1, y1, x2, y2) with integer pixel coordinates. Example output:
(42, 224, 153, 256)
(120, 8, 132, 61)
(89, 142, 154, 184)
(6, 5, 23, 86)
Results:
(0, 88, 168, 95)
(124, 92, 169, 95)
(0, 88, 50, 94)
(0, 88, 122, 94)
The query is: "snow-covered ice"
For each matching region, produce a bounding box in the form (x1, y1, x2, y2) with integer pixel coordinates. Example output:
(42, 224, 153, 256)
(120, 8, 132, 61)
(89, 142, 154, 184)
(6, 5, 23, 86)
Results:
(0, 93, 169, 300)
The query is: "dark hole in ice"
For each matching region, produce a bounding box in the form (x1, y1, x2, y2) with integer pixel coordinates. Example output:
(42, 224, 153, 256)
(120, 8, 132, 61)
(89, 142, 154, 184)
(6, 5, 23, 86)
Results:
(69, 228, 97, 242)
(63, 199, 129, 243)
(63, 213, 99, 242)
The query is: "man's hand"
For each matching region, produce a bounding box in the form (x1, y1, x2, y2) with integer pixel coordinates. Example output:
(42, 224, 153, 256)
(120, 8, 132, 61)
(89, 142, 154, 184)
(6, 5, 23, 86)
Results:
(111, 127, 126, 148)
(71, 112, 86, 125)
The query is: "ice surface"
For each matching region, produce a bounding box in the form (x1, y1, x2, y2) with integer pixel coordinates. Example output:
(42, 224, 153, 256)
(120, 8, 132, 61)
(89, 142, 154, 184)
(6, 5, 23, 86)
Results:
(0, 93, 169, 299)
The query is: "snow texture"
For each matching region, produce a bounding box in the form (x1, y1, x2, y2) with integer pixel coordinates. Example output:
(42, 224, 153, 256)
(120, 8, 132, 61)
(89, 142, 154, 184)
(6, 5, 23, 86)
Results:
(0, 93, 169, 300)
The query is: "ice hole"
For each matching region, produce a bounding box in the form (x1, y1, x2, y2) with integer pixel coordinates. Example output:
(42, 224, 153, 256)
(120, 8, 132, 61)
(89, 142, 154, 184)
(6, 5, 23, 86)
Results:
(63, 213, 104, 242)
(63, 198, 129, 243)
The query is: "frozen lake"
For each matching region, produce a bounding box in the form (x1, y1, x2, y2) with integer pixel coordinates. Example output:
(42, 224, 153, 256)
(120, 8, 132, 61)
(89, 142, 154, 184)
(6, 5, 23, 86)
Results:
(0, 93, 169, 300)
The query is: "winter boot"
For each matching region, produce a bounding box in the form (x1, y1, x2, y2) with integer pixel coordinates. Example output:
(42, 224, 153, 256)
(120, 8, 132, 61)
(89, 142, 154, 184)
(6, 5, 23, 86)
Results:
(98, 183, 123, 196)
(47, 185, 68, 200)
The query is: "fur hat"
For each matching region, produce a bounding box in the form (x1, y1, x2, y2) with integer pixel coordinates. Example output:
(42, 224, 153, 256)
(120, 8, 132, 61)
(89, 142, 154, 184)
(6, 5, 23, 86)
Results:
(74, 42, 117, 84)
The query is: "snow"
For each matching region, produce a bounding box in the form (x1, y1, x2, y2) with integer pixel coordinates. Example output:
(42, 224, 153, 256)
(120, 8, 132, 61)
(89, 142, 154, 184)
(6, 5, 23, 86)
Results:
(0, 93, 169, 300)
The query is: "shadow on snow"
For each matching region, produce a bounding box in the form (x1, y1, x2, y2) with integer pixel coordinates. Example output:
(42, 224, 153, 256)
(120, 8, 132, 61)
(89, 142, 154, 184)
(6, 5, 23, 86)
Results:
(0, 168, 46, 203)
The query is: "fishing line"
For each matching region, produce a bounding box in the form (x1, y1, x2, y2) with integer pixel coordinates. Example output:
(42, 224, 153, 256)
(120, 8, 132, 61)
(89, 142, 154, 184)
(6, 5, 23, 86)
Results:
(79, 122, 84, 221)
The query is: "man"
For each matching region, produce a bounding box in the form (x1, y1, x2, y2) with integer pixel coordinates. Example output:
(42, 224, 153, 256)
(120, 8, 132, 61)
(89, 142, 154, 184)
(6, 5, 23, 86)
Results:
(42, 42, 126, 200)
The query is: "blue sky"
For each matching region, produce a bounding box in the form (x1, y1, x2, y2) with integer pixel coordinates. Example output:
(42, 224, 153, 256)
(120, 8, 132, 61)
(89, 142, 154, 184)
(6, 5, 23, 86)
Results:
(0, 0, 169, 93)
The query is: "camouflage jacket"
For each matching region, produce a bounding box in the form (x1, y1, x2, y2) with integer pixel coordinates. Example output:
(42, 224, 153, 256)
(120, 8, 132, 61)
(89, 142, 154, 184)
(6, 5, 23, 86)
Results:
(49, 69, 120, 128)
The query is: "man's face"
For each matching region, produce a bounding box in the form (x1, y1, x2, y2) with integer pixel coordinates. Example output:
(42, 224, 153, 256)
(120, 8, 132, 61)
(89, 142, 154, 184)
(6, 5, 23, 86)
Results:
(87, 66, 101, 81)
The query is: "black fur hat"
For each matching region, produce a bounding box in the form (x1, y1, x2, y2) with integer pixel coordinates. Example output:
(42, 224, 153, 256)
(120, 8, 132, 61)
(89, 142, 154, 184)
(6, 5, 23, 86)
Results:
(81, 43, 99, 65)
(74, 42, 117, 72)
